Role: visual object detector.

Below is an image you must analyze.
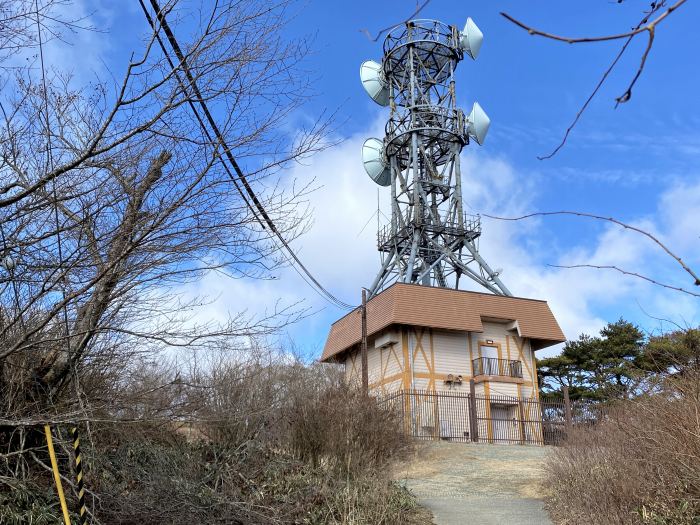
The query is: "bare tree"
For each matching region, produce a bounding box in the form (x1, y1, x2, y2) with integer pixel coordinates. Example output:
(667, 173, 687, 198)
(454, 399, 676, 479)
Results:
(483, 210, 700, 296)
(0, 0, 96, 67)
(481, 2, 698, 297)
(0, 0, 328, 419)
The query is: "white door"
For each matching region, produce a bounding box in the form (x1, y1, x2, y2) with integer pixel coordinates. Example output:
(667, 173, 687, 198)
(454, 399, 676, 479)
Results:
(478, 345, 499, 375)
(491, 405, 515, 443)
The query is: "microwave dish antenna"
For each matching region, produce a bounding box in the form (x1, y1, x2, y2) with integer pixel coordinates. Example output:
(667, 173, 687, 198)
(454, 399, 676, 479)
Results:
(360, 60, 390, 106)
(467, 102, 491, 145)
(362, 138, 391, 186)
(460, 17, 484, 59)
(357, 17, 511, 298)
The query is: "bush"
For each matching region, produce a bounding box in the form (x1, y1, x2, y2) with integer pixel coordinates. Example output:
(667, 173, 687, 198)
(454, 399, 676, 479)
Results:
(284, 379, 411, 474)
(0, 480, 63, 525)
(544, 370, 700, 525)
(0, 357, 429, 524)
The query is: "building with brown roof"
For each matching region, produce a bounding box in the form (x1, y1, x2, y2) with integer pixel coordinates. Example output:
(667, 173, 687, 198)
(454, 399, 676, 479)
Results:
(322, 283, 566, 443)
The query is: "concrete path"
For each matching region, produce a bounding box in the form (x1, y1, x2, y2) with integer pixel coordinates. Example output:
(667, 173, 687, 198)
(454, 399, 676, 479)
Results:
(395, 442, 553, 525)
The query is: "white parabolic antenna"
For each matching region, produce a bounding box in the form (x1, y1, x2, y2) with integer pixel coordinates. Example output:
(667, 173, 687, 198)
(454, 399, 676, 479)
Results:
(362, 138, 391, 186)
(460, 17, 483, 60)
(360, 60, 389, 106)
(467, 102, 490, 145)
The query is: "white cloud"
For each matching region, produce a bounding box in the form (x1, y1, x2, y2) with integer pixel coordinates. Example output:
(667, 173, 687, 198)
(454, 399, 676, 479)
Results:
(9, 1, 696, 362)
(659, 182, 700, 255)
(3, 0, 116, 84)
(177, 122, 700, 360)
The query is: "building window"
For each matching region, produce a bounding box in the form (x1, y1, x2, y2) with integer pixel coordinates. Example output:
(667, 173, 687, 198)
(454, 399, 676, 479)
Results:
(480, 344, 499, 359)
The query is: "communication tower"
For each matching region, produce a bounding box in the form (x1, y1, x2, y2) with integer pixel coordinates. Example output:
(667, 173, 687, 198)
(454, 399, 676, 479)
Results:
(360, 18, 511, 298)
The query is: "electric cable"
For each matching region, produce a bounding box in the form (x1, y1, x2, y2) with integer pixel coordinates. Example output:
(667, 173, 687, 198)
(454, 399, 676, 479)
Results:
(35, 0, 73, 346)
(137, 1, 343, 310)
(139, 0, 355, 310)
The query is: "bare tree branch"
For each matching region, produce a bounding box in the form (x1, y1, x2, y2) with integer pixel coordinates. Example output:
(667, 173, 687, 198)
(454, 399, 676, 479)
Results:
(634, 299, 687, 331)
(501, 0, 688, 158)
(359, 0, 432, 42)
(535, 29, 638, 160)
(0, 0, 328, 417)
(548, 263, 700, 298)
(501, 1, 685, 44)
(483, 210, 700, 286)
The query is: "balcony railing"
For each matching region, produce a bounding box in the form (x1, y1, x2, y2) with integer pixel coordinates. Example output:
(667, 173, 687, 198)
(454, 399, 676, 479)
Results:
(472, 357, 523, 379)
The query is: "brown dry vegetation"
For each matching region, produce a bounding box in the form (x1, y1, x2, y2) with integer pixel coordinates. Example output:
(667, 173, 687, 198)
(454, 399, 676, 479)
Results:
(0, 1, 435, 522)
(0, 352, 432, 525)
(544, 370, 700, 525)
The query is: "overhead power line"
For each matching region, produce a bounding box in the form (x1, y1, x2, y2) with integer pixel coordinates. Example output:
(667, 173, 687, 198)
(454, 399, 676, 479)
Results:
(35, 0, 73, 343)
(137, 0, 354, 310)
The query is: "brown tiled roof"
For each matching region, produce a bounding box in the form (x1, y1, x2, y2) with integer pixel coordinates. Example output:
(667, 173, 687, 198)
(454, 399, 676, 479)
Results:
(320, 283, 566, 362)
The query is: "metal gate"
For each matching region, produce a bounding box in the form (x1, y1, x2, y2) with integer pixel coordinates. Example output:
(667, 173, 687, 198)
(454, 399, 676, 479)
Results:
(378, 389, 586, 446)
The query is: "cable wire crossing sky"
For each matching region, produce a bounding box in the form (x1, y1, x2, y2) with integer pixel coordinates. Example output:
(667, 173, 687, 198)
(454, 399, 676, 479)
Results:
(84, 0, 700, 357)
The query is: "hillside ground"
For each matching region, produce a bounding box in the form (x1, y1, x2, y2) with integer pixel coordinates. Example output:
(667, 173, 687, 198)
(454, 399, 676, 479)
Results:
(395, 442, 552, 525)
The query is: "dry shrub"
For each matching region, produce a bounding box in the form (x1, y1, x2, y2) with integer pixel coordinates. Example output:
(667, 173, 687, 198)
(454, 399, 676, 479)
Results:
(193, 357, 412, 475)
(284, 376, 411, 474)
(78, 383, 421, 524)
(544, 370, 700, 525)
(0, 356, 428, 525)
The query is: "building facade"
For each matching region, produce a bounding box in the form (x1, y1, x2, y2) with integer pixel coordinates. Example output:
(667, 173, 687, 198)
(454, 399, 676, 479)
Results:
(321, 283, 566, 443)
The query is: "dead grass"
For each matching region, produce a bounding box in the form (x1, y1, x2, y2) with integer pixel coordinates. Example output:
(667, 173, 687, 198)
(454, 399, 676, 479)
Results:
(0, 360, 431, 524)
(544, 370, 700, 525)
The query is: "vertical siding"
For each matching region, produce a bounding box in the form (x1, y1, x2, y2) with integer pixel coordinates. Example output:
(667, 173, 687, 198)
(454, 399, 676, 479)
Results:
(366, 339, 382, 386)
(344, 340, 405, 393)
(509, 334, 538, 401)
(484, 382, 519, 397)
(473, 322, 510, 361)
(409, 328, 428, 391)
(378, 341, 403, 378)
(353, 328, 407, 394)
(377, 337, 404, 393)
(432, 331, 470, 379)
(353, 322, 547, 444)
(431, 329, 470, 393)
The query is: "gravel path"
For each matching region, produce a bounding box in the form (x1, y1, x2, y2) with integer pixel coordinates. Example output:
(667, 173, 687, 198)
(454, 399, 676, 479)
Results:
(395, 442, 553, 525)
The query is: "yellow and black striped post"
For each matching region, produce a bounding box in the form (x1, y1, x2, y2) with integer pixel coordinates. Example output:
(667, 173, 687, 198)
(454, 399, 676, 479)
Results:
(44, 425, 72, 525)
(70, 426, 88, 524)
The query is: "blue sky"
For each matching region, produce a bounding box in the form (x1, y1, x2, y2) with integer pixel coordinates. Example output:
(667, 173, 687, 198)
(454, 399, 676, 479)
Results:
(273, 0, 700, 356)
(46, 1, 700, 358)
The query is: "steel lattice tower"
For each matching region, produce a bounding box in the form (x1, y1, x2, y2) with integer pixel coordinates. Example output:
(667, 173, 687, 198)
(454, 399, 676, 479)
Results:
(360, 19, 511, 298)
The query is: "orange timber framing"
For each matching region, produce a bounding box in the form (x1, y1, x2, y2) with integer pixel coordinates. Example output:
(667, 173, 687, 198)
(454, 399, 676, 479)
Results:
(346, 326, 546, 443)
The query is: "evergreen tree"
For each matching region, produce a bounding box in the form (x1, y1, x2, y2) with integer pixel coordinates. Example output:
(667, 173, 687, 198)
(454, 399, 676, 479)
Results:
(538, 319, 646, 400)
(643, 328, 700, 374)
(539, 320, 700, 400)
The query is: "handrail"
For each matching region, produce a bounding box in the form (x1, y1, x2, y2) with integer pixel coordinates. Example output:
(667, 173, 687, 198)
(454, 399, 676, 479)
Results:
(472, 357, 523, 378)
